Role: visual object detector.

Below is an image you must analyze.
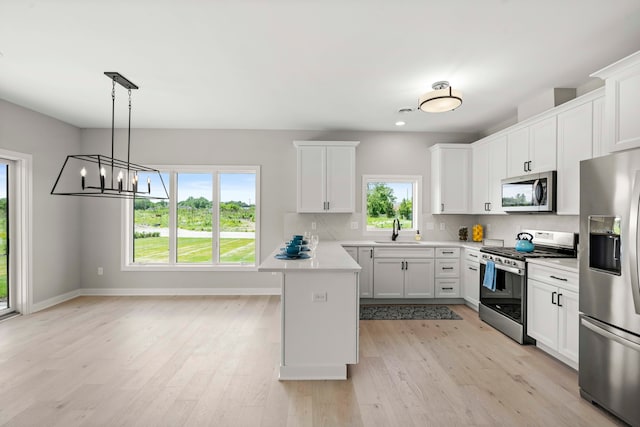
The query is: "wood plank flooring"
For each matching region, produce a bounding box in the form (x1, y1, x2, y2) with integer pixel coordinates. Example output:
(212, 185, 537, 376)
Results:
(0, 296, 624, 426)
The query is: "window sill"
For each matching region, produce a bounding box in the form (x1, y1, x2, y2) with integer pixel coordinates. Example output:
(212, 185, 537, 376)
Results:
(122, 264, 258, 272)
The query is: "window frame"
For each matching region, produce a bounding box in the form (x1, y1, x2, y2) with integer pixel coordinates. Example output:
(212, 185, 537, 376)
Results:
(121, 164, 260, 272)
(361, 174, 422, 237)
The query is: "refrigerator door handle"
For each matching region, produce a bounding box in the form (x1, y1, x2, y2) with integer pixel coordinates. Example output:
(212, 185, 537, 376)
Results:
(581, 316, 640, 353)
(629, 170, 640, 314)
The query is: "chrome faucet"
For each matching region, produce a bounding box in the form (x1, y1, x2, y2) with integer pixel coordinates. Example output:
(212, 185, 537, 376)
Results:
(392, 218, 401, 241)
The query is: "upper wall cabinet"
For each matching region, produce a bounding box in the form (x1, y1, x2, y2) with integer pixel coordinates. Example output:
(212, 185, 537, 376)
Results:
(472, 135, 507, 214)
(430, 144, 470, 214)
(506, 116, 557, 177)
(555, 89, 605, 214)
(294, 141, 359, 213)
(591, 50, 640, 153)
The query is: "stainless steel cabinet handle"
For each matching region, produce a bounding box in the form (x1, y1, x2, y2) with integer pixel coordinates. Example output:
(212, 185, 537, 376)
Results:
(442, 267, 454, 270)
(441, 203, 444, 212)
(468, 266, 478, 271)
(550, 275, 568, 282)
(557, 293, 563, 307)
(442, 287, 454, 290)
(442, 251, 454, 254)
(552, 291, 557, 305)
(370, 249, 373, 259)
(487, 202, 492, 211)
(523, 161, 527, 172)
(405, 261, 408, 270)
(469, 254, 478, 258)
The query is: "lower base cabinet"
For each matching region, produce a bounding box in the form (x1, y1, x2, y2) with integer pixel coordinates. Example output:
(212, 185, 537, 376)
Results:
(373, 258, 435, 298)
(527, 263, 579, 368)
(463, 249, 480, 309)
(343, 246, 374, 298)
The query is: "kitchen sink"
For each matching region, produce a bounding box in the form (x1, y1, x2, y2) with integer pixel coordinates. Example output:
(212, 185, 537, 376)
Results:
(374, 241, 422, 244)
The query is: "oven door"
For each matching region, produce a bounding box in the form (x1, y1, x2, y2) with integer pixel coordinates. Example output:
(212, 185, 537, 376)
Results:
(479, 260, 525, 324)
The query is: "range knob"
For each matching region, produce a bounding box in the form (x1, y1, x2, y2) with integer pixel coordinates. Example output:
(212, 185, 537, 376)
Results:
(495, 257, 502, 263)
(504, 259, 511, 266)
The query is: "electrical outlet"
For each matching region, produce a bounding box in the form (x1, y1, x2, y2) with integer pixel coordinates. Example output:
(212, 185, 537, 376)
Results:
(350, 221, 358, 229)
(97, 267, 103, 276)
(312, 291, 327, 302)
(311, 221, 317, 230)
(440, 223, 446, 231)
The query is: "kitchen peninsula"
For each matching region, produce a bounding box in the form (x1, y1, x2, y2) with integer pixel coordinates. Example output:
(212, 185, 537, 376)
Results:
(258, 241, 361, 380)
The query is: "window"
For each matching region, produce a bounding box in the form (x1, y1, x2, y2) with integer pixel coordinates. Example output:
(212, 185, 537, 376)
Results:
(125, 166, 259, 270)
(362, 175, 421, 234)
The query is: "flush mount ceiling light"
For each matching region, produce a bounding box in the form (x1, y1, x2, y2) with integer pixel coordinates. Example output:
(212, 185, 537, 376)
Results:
(51, 72, 168, 200)
(418, 81, 462, 113)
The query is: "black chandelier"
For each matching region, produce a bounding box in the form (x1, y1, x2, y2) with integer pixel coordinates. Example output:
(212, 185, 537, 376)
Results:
(51, 72, 168, 200)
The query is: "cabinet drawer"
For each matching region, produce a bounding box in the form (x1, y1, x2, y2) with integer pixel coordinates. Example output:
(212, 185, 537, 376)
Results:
(435, 259, 459, 277)
(374, 247, 434, 258)
(528, 264, 578, 291)
(436, 279, 460, 297)
(465, 249, 481, 263)
(436, 247, 460, 258)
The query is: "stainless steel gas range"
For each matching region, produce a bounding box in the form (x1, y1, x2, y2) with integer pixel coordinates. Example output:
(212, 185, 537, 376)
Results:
(478, 229, 577, 344)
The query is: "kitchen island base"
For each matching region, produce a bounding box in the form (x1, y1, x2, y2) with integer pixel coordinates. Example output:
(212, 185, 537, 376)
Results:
(258, 242, 361, 381)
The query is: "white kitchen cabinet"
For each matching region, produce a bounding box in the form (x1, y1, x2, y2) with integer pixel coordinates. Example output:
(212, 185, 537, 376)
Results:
(471, 135, 507, 214)
(434, 247, 460, 298)
(343, 246, 374, 298)
(557, 102, 594, 215)
(294, 141, 359, 213)
(463, 249, 480, 309)
(357, 247, 374, 298)
(592, 50, 640, 152)
(527, 263, 579, 369)
(506, 116, 556, 177)
(430, 144, 470, 214)
(373, 247, 435, 298)
(592, 95, 607, 158)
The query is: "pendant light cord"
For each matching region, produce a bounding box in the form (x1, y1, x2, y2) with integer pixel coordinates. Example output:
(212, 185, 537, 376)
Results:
(111, 79, 116, 188)
(127, 89, 132, 183)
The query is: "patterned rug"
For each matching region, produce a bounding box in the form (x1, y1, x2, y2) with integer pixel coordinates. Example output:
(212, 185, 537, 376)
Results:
(359, 305, 462, 320)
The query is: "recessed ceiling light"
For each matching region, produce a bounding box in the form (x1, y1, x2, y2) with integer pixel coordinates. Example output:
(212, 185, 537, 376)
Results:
(395, 121, 406, 126)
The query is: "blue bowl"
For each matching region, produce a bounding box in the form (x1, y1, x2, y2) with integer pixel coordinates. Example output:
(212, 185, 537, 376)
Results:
(286, 246, 301, 256)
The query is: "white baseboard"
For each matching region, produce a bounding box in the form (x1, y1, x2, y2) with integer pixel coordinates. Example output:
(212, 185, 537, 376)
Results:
(79, 287, 281, 296)
(32, 289, 82, 313)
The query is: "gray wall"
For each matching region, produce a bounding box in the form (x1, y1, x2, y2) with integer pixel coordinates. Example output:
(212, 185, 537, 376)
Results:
(0, 100, 82, 304)
(79, 128, 477, 290)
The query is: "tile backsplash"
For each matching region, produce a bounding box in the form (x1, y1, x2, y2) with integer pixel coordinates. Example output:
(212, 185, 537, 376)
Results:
(284, 212, 579, 247)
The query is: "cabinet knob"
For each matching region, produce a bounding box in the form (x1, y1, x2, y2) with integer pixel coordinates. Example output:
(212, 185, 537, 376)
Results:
(441, 203, 444, 212)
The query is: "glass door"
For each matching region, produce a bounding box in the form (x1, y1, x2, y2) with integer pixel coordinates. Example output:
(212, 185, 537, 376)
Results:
(0, 162, 9, 315)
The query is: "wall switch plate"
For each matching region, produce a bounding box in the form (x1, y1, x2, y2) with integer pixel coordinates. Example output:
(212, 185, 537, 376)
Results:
(97, 267, 103, 276)
(312, 291, 327, 302)
(426, 222, 434, 230)
(440, 223, 446, 231)
(350, 221, 358, 229)
(311, 221, 317, 230)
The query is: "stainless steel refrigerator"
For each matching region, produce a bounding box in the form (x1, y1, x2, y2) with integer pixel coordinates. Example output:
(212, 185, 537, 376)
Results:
(580, 149, 640, 426)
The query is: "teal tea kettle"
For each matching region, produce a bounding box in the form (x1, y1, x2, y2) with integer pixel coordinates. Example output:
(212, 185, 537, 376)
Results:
(515, 232, 535, 252)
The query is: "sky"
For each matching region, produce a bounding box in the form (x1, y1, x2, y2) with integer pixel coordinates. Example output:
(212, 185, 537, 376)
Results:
(0, 164, 6, 199)
(175, 172, 256, 203)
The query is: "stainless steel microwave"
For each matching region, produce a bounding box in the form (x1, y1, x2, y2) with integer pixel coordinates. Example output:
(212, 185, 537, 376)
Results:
(501, 171, 556, 213)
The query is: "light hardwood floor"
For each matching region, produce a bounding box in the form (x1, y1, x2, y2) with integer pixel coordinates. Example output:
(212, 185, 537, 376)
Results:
(0, 296, 624, 426)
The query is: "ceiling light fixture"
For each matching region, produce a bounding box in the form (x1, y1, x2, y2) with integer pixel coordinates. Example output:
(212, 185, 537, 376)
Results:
(51, 72, 168, 200)
(419, 81, 462, 113)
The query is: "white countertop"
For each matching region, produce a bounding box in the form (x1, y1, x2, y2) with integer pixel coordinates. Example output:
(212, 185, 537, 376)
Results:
(339, 240, 484, 250)
(527, 257, 579, 273)
(258, 241, 361, 273)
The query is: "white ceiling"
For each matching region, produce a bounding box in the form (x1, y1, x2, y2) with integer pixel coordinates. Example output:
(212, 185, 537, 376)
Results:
(1, 0, 639, 134)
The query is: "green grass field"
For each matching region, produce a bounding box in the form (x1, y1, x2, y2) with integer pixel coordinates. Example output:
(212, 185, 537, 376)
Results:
(134, 237, 255, 264)
(367, 216, 412, 229)
(0, 255, 6, 299)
